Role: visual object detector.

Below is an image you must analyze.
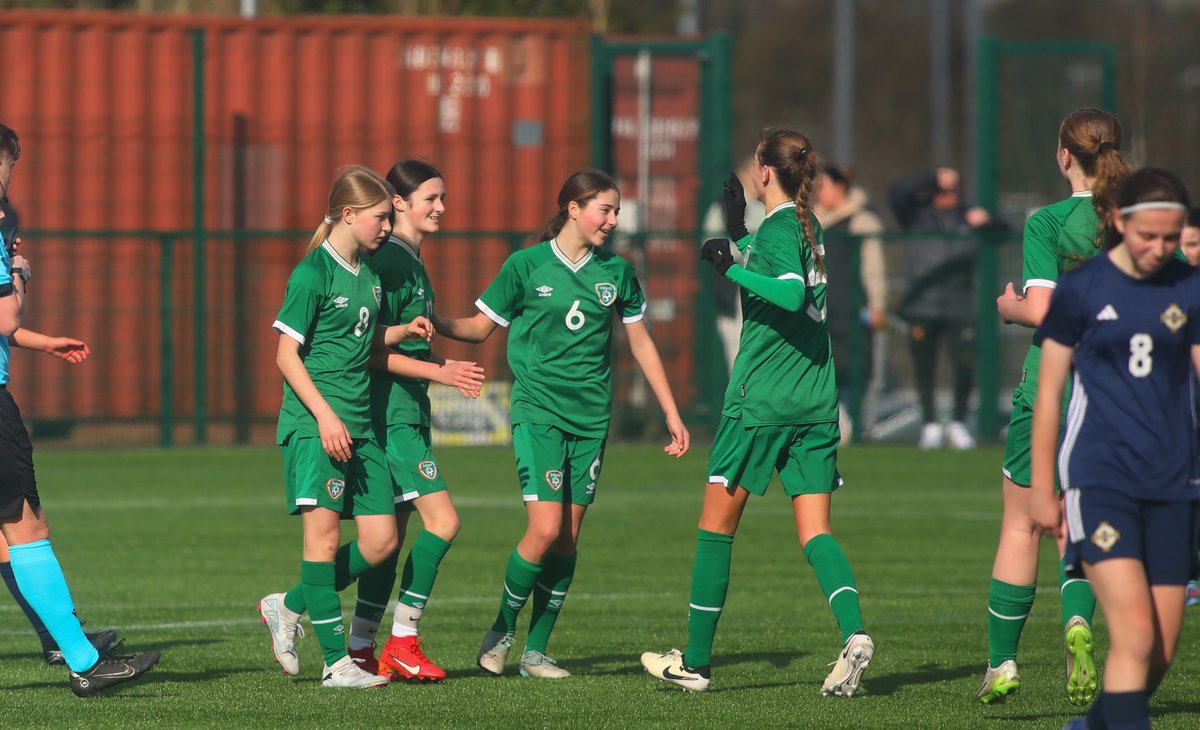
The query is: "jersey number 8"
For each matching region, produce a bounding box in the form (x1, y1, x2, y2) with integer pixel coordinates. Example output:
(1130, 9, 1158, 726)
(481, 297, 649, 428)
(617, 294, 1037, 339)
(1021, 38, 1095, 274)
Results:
(1128, 333, 1152, 378)
(353, 306, 371, 338)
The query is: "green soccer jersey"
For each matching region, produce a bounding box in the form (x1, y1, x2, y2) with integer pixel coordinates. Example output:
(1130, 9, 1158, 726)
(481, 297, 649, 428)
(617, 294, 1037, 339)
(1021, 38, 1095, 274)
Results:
(724, 202, 839, 426)
(370, 235, 434, 428)
(1011, 193, 1101, 409)
(274, 241, 383, 443)
(476, 240, 646, 438)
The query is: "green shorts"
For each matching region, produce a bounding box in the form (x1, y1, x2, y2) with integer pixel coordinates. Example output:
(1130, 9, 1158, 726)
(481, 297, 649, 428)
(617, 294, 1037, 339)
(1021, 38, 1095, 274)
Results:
(384, 423, 447, 510)
(512, 423, 606, 505)
(1001, 403, 1064, 489)
(280, 434, 395, 516)
(707, 416, 842, 497)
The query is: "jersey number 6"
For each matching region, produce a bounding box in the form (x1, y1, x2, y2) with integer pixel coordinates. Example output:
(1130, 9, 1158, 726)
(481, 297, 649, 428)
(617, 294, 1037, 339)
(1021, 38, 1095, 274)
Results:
(565, 299, 585, 331)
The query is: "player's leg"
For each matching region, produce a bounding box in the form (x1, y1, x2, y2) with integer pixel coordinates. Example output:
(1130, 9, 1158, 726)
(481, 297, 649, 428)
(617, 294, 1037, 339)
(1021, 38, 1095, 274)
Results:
(1142, 498, 1195, 696)
(1082, 558, 1154, 729)
(945, 321, 976, 449)
(908, 320, 942, 448)
(0, 531, 52, 648)
(346, 507, 406, 672)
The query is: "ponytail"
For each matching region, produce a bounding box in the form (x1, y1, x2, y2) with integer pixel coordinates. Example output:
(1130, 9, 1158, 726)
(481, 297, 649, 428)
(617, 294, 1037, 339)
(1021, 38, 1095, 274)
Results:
(758, 126, 824, 272)
(1058, 108, 1130, 248)
(1089, 145, 1131, 248)
(307, 166, 391, 254)
(307, 214, 335, 254)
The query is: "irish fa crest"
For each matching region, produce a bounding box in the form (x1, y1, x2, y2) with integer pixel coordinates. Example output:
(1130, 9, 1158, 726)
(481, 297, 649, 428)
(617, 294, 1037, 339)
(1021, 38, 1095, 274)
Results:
(595, 282, 617, 307)
(326, 478, 346, 500)
(1091, 521, 1120, 553)
(545, 470, 564, 491)
(1161, 303, 1186, 333)
(418, 460, 439, 480)
(373, 285, 383, 305)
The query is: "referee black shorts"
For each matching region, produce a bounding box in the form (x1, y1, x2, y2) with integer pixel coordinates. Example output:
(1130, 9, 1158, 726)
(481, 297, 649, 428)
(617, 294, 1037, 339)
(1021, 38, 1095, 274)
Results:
(0, 386, 40, 521)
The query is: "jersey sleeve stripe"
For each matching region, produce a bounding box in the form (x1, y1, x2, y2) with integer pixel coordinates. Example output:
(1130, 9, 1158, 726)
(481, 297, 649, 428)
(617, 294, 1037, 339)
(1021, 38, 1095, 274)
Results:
(273, 320, 306, 345)
(1024, 278, 1057, 293)
(475, 298, 510, 328)
(777, 272, 806, 283)
(621, 301, 647, 324)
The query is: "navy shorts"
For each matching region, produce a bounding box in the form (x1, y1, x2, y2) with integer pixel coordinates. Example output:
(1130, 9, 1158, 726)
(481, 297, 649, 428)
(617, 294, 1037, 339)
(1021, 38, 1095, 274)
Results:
(1063, 486, 1199, 586)
(0, 387, 40, 521)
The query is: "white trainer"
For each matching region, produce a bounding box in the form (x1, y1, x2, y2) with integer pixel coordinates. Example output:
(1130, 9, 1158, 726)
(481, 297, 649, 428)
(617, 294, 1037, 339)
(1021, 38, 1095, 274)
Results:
(946, 420, 977, 450)
(518, 650, 571, 679)
(477, 630, 515, 676)
(821, 633, 874, 697)
(640, 648, 711, 692)
(258, 593, 304, 676)
(975, 658, 1020, 704)
(918, 422, 944, 450)
(321, 654, 389, 688)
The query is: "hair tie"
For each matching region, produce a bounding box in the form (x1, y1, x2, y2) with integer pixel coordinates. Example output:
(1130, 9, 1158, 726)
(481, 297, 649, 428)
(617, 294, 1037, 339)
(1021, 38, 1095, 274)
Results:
(323, 215, 334, 225)
(1097, 141, 1114, 154)
(1118, 201, 1186, 216)
(798, 147, 811, 157)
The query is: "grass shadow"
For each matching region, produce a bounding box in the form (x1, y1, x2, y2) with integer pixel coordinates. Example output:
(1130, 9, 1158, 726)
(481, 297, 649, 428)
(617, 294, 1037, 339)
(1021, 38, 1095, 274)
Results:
(860, 662, 979, 697)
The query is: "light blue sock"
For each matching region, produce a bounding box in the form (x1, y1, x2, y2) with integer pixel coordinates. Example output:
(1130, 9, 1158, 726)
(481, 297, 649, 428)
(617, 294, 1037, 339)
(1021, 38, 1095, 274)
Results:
(8, 539, 99, 672)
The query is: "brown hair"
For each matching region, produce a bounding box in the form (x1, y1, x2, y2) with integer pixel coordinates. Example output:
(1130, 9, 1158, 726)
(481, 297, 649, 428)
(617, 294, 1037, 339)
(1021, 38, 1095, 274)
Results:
(757, 126, 824, 271)
(1059, 108, 1130, 246)
(1105, 167, 1191, 250)
(0, 124, 20, 164)
(535, 168, 619, 243)
(307, 165, 392, 253)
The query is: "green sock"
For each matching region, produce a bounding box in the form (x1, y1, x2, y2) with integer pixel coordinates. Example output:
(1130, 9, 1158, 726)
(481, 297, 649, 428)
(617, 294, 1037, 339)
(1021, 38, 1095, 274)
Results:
(683, 529, 733, 669)
(525, 551, 577, 654)
(281, 541, 377, 615)
(1059, 557, 1096, 629)
(804, 533, 864, 644)
(987, 578, 1036, 667)
(391, 531, 453, 636)
(349, 550, 399, 650)
(490, 548, 542, 635)
(300, 560, 347, 666)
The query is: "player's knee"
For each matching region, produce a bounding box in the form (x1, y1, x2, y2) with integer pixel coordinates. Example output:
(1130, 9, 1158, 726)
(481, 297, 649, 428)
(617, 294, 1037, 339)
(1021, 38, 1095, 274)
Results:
(428, 513, 460, 542)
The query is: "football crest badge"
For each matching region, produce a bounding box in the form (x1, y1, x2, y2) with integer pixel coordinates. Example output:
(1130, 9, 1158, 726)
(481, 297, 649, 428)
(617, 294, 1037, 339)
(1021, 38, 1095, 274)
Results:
(373, 285, 383, 305)
(1091, 521, 1120, 553)
(1160, 303, 1186, 333)
(418, 460, 439, 480)
(326, 478, 346, 501)
(545, 470, 564, 491)
(595, 282, 617, 307)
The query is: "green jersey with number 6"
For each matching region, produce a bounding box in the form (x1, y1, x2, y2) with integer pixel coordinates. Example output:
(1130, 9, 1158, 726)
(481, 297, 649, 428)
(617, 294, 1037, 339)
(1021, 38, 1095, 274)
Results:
(1011, 193, 1101, 410)
(476, 240, 646, 438)
(370, 235, 435, 428)
(274, 241, 383, 443)
(725, 202, 838, 426)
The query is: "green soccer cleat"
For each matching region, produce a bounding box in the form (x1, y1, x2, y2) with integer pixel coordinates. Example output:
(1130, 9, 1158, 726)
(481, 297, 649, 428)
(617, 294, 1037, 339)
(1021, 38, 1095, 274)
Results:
(975, 659, 1020, 704)
(518, 650, 571, 679)
(1064, 615, 1098, 707)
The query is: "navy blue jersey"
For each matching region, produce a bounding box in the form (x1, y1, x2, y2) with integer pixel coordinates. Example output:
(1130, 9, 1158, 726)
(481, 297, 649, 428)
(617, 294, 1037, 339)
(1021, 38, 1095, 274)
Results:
(1037, 255, 1200, 500)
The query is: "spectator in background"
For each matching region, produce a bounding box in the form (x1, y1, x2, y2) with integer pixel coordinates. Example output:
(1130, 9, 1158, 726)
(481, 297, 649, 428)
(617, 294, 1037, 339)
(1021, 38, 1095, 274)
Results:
(889, 167, 993, 450)
(815, 164, 887, 443)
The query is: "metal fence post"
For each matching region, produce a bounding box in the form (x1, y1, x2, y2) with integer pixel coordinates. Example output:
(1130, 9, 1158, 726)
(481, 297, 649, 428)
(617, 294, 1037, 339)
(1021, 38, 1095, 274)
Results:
(192, 28, 208, 444)
(160, 233, 175, 447)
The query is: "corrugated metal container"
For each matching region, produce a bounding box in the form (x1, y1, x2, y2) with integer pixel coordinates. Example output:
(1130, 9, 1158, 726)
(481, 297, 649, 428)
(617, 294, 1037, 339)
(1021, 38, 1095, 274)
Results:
(1, 10, 591, 436)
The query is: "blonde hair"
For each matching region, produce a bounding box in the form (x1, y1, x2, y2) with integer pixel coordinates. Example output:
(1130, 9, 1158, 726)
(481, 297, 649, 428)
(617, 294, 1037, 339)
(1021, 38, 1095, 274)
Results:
(307, 165, 393, 253)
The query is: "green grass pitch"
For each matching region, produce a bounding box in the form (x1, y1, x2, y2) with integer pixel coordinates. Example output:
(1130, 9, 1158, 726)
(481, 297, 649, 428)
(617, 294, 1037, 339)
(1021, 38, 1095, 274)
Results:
(2, 445, 1199, 728)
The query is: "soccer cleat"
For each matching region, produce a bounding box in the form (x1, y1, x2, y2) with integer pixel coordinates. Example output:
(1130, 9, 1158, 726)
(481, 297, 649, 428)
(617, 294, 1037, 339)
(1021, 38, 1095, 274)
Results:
(918, 422, 944, 450)
(379, 635, 446, 682)
(822, 632, 874, 697)
(321, 654, 389, 688)
(640, 648, 711, 692)
(44, 628, 120, 666)
(347, 643, 380, 677)
(945, 421, 976, 450)
(477, 630, 515, 676)
(1064, 616, 1098, 706)
(69, 641, 161, 698)
(975, 659, 1020, 704)
(519, 650, 571, 679)
(258, 593, 304, 676)
(1186, 580, 1200, 607)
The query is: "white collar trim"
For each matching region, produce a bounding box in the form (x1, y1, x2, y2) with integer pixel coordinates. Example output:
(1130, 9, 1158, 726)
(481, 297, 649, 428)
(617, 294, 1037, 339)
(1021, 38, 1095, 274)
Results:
(551, 239, 593, 272)
(1071, 190, 1093, 198)
(321, 241, 360, 275)
(765, 201, 798, 218)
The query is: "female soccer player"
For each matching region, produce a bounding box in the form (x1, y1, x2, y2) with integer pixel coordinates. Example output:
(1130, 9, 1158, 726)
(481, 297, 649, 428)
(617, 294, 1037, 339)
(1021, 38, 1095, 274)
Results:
(435, 168, 689, 679)
(257, 165, 432, 689)
(642, 126, 873, 696)
(1031, 168, 1200, 730)
(978, 108, 1130, 706)
(343, 159, 485, 682)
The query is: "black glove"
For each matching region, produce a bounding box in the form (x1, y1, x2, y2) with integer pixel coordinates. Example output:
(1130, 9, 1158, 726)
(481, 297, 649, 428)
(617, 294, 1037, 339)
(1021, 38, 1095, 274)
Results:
(701, 238, 735, 277)
(721, 171, 749, 241)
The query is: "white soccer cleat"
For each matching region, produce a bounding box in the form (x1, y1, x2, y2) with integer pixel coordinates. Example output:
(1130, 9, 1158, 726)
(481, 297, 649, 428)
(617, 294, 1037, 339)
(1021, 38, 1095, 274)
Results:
(258, 592, 304, 676)
(975, 658, 1020, 704)
(918, 422, 944, 450)
(822, 632, 874, 697)
(477, 630, 515, 676)
(321, 654, 389, 688)
(946, 421, 977, 450)
(640, 648, 711, 692)
(518, 650, 571, 679)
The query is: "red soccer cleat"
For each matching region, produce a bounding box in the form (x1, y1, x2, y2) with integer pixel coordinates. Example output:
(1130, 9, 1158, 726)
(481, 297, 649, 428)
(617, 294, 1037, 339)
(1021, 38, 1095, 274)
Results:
(347, 643, 382, 678)
(378, 635, 446, 682)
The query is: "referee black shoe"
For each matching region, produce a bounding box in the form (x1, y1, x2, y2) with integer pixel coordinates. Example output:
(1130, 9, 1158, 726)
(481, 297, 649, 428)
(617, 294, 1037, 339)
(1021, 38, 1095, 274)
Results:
(69, 641, 161, 698)
(43, 628, 121, 666)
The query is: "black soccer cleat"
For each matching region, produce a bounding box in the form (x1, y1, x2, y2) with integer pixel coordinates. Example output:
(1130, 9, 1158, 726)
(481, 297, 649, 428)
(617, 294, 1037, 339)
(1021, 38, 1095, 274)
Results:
(69, 641, 161, 698)
(44, 629, 121, 666)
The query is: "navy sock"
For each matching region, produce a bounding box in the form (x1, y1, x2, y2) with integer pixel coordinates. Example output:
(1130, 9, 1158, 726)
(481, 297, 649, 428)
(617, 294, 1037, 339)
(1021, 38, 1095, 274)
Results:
(1, 560, 51, 640)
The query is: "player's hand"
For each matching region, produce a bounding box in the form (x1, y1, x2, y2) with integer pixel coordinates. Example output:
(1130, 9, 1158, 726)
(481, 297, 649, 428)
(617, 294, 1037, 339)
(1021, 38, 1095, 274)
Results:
(437, 359, 485, 397)
(316, 412, 354, 462)
(44, 337, 89, 364)
(663, 412, 690, 458)
(867, 308, 887, 331)
(996, 282, 1023, 324)
(1029, 487, 1062, 539)
(721, 172, 749, 241)
(10, 254, 30, 284)
(403, 316, 435, 342)
(700, 238, 735, 277)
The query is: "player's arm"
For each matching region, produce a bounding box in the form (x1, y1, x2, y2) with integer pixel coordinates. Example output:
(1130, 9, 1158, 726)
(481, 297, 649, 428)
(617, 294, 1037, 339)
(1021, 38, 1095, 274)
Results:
(367, 347, 484, 397)
(624, 319, 690, 458)
(431, 308, 498, 343)
(997, 284, 1053, 328)
(275, 333, 352, 462)
(0, 258, 27, 337)
(9, 328, 90, 364)
(1029, 337, 1073, 537)
(376, 317, 434, 347)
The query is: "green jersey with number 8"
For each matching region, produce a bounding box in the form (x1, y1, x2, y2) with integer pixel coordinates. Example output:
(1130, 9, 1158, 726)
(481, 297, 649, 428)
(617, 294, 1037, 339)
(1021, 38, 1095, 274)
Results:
(274, 241, 383, 443)
(476, 240, 646, 438)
